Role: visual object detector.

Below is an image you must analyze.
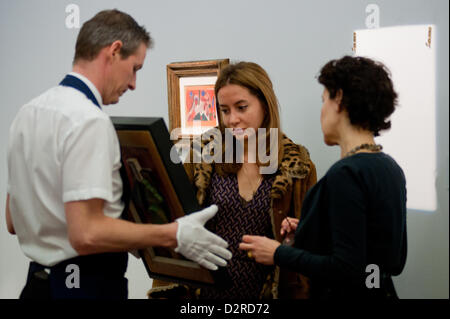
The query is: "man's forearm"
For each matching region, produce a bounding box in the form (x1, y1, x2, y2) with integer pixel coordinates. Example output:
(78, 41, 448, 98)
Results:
(65, 199, 178, 255)
(86, 216, 177, 253)
(73, 215, 178, 255)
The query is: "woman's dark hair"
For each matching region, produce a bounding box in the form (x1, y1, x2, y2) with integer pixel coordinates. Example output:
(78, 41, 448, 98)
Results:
(318, 56, 398, 136)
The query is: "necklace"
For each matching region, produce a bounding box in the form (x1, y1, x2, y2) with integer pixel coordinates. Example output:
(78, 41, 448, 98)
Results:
(344, 143, 383, 158)
(239, 165, 262, 206)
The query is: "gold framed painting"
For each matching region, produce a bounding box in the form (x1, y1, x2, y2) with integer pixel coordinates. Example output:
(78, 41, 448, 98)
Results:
(167, 59, 229, 140)
(111, 117, 229, 287)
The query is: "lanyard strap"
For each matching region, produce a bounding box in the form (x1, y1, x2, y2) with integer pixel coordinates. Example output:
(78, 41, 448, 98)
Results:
(59, 75, 130, 217)
(59, 74, 101, 109)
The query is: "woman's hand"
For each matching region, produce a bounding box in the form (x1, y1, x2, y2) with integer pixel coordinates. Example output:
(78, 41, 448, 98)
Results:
(280, 217, 299, 237)
(239, 235, 280, 265)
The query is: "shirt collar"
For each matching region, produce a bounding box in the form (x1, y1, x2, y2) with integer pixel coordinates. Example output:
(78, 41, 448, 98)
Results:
(68, 72, 103, 108)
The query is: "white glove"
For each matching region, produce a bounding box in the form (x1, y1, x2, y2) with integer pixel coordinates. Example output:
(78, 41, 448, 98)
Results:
(175, 204, 232, 270)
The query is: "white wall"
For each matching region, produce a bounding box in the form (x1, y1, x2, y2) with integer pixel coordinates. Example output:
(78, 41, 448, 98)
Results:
(0, 0, 448, 299)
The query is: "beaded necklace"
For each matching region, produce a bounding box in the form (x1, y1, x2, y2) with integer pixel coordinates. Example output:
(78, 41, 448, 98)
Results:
(344, 143, 383, 158)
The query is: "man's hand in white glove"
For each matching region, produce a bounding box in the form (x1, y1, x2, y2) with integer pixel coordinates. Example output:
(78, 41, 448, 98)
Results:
(175, 205, 232, 270)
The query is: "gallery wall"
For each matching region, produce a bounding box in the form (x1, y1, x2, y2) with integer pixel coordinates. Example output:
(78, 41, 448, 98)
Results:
(0, 0, 448, 298)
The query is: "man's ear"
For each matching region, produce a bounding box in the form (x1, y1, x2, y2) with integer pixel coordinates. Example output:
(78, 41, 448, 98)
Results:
(109, 40, 123, 59)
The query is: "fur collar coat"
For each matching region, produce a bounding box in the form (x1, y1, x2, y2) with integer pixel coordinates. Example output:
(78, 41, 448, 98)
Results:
(149, 133, 317, 299)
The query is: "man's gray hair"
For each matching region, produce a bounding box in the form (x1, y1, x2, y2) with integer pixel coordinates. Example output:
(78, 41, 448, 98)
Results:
(73, 9, 152, 63)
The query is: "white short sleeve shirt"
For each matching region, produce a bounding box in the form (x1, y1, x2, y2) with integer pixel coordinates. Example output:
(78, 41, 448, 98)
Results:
(7, 74, 124, 266)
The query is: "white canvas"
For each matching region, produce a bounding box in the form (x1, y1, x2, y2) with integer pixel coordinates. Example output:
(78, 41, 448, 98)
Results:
(354, 25, 437, 212)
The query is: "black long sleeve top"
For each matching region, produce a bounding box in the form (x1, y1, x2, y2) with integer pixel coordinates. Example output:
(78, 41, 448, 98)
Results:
(274, 152, 407, 297)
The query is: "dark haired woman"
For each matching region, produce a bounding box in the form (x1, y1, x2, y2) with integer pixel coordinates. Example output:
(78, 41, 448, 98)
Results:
(240, 56, 407, 299)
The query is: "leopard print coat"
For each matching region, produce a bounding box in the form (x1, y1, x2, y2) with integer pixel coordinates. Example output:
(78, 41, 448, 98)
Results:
(149, 133, 317, 299)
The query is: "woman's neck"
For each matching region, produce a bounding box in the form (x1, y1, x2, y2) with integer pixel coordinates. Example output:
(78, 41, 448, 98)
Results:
(242, 140, 257, 164)
(338, 127, 376, 158)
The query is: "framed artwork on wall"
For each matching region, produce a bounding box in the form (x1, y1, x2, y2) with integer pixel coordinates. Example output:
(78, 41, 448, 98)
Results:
(167, 59, 229, 140)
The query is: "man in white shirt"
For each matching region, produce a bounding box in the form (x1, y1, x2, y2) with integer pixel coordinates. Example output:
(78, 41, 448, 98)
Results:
(5, 9, 231, 299)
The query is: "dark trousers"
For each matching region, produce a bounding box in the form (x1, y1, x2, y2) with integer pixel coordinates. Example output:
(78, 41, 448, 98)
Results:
(20, 252, 128, 299)
(311, 274, 399, 300)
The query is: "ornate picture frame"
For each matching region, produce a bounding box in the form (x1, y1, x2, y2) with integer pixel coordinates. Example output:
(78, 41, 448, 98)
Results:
(167, 59, 229, 140)
(111, 117, 229, 287)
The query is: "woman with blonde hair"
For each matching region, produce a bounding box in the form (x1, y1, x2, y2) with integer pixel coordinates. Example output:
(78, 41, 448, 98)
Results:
(149, 61, 316, 299)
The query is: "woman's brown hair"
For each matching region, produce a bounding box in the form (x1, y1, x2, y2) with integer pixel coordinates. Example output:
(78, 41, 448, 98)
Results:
(213, 62, 284, 175)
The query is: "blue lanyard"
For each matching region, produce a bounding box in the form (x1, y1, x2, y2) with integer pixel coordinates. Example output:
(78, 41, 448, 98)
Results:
(59, 74, 101, 109)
